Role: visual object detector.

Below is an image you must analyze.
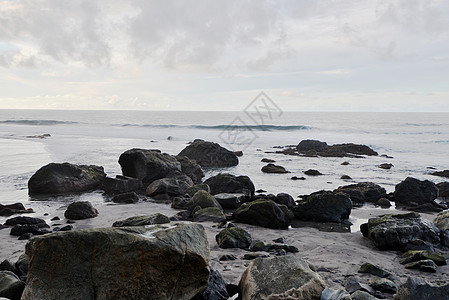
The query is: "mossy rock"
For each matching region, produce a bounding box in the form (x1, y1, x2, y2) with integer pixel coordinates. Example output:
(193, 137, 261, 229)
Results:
(358, 263, 393, 280)
(187, 190, 222, 212)
(185, 184, 210, 198)
(112, 213, 170, 227)
(399, 250, 446, 266)
(215, 227, 252, 249)
(404, 259, 438, 273)
(193, 207, 226, 223)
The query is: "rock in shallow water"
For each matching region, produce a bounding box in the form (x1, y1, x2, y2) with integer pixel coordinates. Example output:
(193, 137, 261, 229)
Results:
(394, 177, 440, 212)
(204, 173, 255, 197)
(178, 139, 238, 168)
(22, 223, 210, 300)
(64, 201, 98, 220)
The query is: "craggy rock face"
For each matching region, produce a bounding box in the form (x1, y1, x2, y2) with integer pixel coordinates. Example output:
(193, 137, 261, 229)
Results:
(28, 163, 106, 195)
(22, 223, 210, 300)
(239, 256, 325, 300)
(178, 139, 238, 168)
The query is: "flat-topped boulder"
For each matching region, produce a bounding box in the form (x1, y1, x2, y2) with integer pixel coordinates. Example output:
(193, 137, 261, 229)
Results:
(178, 139, 238, 168)
(294, 139, 378, 157)
(334, 182, 387, 205)
(22, 223, 210, 300)
(233, 199, 293, 229)
(28, 163, 106, 195)
(118, 149, 181, 186)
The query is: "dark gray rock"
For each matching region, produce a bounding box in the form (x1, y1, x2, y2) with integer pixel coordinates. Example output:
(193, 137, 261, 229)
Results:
(345, 277, 375, 295)
(219, 254, 237, 261)
(22, 223, 210, 300)
(261, 158, 276, 163)
(350, 290, 378, 300)
(145, 174, 193, 198)
(233, 199, 293, 229)
(292, 190, 352, 223)
(192, 268, 229, 300)
(297, 139, 328, 153)
(403, 239, 435, 253)
(185, 184, 210, 198)
(437, 182, 449, 198)
(275, 193, 296, 209)
(0, 203, 33, 217)
(215, 227, 252, 249)
(379, 163, 393, 169)
(64, 201, 98, 220)
(394, 277, 449, 300)
(239, 256, 325, 299)
(214, 193, 244, 209)
(377, 198, 391, 207)
(334, 182, 387, 204)
(368, 278, 397, 293)
(10, 225, 50, 237)
(28, 162, 106, 195)
(178, 139, 238, 168)
(261, 163, 288, 174)
(175, 155, 205, 184)
(0, 271, 25, 300)
(14, 254, 28, 280)
(193, 207, 226, 223)
(320, 287, 351, 300)
(360, 212, 441, 250)
(112, 192, 139, 204)
(112, 213, 170, 227)
(205, 173, 255, 197)
(101, 176, 142, 195)
(118, 148, 181, 186)
(399, 250, 446, 266)
(394, 177, 440, 212)
(0, 260, 16, 275)
(358, 263, 393, 280)
(431, 170, 449, 178)
(304, 169, 322, 176)
(295, 140, 378, 157)
(404, 259, 438, 273)
(5, 216, 46, 227)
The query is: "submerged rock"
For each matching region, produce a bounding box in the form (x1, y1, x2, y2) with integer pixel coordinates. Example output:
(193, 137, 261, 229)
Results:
(304, 169, 322, 176)
(178, 139, 238, 168)
(233, 199, 293, 229)
(22, 223, 210, 300)
(394, 277, 449, 300)
(239, 256, 325, 299)
(204, 173, 255, 197)
(292, 190, 352, 223)
(28, 162, 106, 195)
(64, 201, 98, 220)
(360, 212, 441, 250)
(295, 140, 378, 157)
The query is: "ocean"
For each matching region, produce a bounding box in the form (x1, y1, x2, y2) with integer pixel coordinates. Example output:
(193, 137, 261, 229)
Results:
(1, 109, 448, 229)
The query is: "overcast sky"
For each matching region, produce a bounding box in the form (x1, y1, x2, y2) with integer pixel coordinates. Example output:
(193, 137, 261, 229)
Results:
(0, 0, 448, 111)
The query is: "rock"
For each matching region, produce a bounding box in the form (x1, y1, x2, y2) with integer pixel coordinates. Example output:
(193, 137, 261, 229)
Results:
(101, 175, 142, 195)
(175, 155, 205, 184)
(5, 216, 46, 227)
(377, 198, 391, 207)
(341, 175, 352, 180)
(323, 143, 378, 157)
(0, 271, 25, 300)
(273, 237, 286, 244)
(433, 210, 449, 231)
(239, 256, 325, 299)
(437, 182, 449, 198)
(403, 239, 435, 252)
(394, 277, 449, 300)
(111, 192, 139, 204)
(261, 163, 289, 174)
(22, 223, 210, 300)
(214, 193, 244, 209)
(275, 193, 296, 209)
(379, 163, 393, 169)
(233, 151, 243, 157)
(297, 139, 328, 153)
(345, 277, 375, 294)
(261, 158, 275, 163)
(171, 196, 190, 209)
(178, 139, 238, 167)
(18, 233, 34, 240)
(304, 169, 323, 176)
(0, 260, 16, 275)
(64, 201, 98, 220)
(242, 253, 269, 260)
(350, 290, 378, 300)
(219, 254, 237, 261)
(268, 244, 299, 254)
(145, 174, 193, 198)
(205, 173, 255, 197)
(185, 184, 210, 197)
(399, 250, 446, 266)
(360, 212, 441, 251)
(112, 213, 170, 227)
(0, 203, 33, 216)
(118, 148, 181, 186)
(291, 176, 306, 180)
(368, 278, 397, 293)
(187, 190, 222, 212)
(28, 162, 106, 195)
(53, 225, 73, 232)
(334, 182, 387, 204)
(341, 161, 350, 165)
(358, 263, 393, 280)
(10, 225, 50, 237)
(233, 199, 293, 229)
(15, 254, 28, 280)
(320, 287, 351, 300)
(404, 259, 438, 273)
(192, 268, 229, 300)
(431, 170, 449, 178)
(215, 227, 252, 249)
(193, 207, 226, 223)
(394, 177, 439, 211)
(292, 190, 352, 223)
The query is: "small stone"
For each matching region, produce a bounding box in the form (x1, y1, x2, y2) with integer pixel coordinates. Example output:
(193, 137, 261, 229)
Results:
(261, 158, 275, 163)
(400, 250, 446, 266)
(50, 216, 60, 221)
(341, 175, 352, 180)
(377, 198, 391, 207)
(304, 169, 323, 176)
(341, 161, 350, 165)
(379, 163, 393, 169)
(242, 253, 269, 260)
(261, 163, 289, 174)
(358, 263, 393, 280)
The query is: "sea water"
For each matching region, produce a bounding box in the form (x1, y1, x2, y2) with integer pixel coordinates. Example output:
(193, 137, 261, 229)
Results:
(1, 109, 448, 227)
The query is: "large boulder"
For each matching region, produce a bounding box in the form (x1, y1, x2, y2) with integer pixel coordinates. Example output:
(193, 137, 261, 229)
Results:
(145, 174, 193, 198)
(175, 155, 205, 184)
(394, 277, 449, 300)
(22, 223, 210, 300)
(178, 139, 238, 168)
(296, 139, 328, 153)
(215, 227, 252, 249)
(118, 149, 181, 186)
(204, 173, 255, 197)
(64, 201, 98, 220)
(0, 270, 25, 300)
(360, 212, 441, 250)
(334, 182, 387, 204)
(101, 175, 142, 195)
(394, 177, 440, 211)
(292, 190, 352, 223)
(28, 163, 106, 195)
(233, 199, 293, 229)
(239, 256, 325, 299)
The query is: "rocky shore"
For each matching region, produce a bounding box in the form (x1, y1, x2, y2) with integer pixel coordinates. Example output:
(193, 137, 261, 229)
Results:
(1, 139, 448, 300)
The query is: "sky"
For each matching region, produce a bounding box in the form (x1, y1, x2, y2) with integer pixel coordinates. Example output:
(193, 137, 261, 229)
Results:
(0, 0, 448, 111)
